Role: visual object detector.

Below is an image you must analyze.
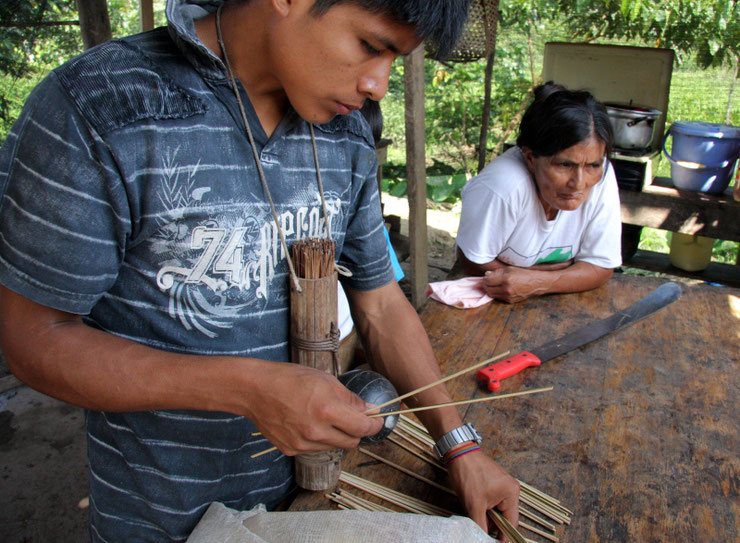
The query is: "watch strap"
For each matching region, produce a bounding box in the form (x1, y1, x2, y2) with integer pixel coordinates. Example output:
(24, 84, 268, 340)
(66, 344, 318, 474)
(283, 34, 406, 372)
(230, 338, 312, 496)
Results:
(433, 422, 482, 459)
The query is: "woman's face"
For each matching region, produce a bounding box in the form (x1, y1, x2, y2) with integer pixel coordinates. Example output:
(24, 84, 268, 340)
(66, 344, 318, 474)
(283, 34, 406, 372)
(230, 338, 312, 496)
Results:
(523, 134, 606, 220)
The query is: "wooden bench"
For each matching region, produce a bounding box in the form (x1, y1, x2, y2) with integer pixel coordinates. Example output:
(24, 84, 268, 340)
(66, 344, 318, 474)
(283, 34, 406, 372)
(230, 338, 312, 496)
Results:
(620, 176, 740, 287)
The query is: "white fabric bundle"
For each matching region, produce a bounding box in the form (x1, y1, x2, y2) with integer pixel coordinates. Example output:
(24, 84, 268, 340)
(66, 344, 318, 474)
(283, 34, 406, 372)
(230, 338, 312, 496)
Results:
(187, 502, 497, 543)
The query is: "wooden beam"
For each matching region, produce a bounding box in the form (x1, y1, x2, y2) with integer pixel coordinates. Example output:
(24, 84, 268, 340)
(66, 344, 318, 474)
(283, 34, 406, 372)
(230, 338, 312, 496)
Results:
(403, 45, 428, 308)
(624, 250, 740, 287)
(139, 0, 154, 32)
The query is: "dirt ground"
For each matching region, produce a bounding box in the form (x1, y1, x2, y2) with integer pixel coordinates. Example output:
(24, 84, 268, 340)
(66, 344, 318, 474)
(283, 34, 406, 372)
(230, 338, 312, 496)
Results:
(1, 381, 89, 542)
(0, 196, 461, 542)
(383, 194, 461, 286)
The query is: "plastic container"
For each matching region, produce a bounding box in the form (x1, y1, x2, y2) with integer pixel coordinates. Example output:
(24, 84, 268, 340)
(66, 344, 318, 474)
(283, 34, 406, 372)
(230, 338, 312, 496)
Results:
(669, 232, 714, 272)
(662, 121, 740, 194)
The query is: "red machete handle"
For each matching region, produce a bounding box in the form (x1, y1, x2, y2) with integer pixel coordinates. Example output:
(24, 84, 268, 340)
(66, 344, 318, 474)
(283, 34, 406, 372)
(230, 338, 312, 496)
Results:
(476, 351, 542, 391)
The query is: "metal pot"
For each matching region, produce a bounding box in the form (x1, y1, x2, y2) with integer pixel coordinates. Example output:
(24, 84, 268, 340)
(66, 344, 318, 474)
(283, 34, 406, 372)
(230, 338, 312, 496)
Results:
(605, 103, 662, 152)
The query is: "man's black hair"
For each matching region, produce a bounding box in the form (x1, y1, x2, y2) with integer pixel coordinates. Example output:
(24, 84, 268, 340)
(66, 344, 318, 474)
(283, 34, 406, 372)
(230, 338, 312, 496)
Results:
(309, 0, 471, 61)
(516, 82, 614, 158)
(226, 0, 470, 60)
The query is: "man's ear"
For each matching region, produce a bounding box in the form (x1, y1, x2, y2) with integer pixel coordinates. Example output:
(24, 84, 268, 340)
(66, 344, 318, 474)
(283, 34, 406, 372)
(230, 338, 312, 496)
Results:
(271, 0, 292, 17)
(272, 0, 307, 18)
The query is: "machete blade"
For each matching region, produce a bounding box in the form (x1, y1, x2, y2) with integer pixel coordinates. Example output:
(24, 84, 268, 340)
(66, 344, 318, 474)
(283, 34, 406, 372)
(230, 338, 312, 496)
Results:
(477, 281, 682, 391)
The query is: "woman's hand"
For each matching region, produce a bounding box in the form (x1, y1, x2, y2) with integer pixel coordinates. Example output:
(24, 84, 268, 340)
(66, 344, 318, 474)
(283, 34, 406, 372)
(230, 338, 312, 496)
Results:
(483, 260, 611, 303)
(482, 267, 554, 303)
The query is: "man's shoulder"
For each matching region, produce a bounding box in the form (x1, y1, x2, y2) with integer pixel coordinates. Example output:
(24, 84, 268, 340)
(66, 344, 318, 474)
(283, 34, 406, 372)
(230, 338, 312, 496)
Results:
(52, 29, 207, 135)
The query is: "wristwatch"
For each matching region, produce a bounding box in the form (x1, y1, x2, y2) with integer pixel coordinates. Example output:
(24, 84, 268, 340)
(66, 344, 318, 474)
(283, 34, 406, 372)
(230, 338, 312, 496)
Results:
(433, 422, 482, 459)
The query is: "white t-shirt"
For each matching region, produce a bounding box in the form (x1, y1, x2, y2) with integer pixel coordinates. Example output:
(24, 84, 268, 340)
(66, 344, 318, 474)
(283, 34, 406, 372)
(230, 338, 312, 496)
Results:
(337, 282, 354, 340)
(456, 147, 622, 269)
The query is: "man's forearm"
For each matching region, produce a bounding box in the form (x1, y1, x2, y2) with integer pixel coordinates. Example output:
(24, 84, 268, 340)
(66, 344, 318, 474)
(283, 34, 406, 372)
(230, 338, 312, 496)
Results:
(347, 282, 464, 440)
(0, 286, 258, 414)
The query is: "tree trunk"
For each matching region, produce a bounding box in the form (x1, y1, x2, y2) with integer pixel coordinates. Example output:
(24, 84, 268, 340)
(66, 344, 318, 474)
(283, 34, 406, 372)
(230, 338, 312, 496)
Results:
(476, 0, 500, 174)
(477, 50, 496, 173)
(139, 0, 155, 32)
(76, 0, 112, 50)
(725, 52, 738, 125)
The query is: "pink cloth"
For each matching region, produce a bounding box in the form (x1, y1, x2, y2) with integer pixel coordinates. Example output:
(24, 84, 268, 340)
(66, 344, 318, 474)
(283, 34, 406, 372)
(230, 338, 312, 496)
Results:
(425, 276, 493, 309)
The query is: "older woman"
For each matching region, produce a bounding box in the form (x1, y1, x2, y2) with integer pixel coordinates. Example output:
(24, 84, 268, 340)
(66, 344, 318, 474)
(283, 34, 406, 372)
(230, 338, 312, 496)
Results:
(456, 83, 622, 303)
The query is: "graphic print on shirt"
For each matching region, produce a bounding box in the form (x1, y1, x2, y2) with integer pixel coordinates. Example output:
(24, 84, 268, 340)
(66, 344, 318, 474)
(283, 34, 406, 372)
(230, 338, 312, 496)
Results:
(498, 245, 573, 267)
(151, 151, 341, 338)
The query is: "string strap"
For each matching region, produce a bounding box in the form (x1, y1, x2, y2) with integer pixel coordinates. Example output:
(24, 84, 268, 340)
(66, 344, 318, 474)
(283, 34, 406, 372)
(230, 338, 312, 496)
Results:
(217, 5, 301, 291)
(291, 322, 341, 376)
(217, 5, 351, 284)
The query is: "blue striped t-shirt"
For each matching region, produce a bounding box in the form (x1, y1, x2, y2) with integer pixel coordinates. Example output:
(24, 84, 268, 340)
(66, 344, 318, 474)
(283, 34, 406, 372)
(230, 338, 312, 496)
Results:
(0, 1, 394, 540)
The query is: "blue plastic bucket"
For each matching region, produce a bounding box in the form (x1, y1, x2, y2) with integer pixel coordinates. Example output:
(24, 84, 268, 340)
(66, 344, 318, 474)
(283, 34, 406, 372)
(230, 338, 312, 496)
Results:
(662, 121, 740, 194)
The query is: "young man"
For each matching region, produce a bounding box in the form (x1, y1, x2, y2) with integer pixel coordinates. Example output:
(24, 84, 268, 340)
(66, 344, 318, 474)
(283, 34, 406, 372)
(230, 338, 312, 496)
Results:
(0, 0, 519, 540)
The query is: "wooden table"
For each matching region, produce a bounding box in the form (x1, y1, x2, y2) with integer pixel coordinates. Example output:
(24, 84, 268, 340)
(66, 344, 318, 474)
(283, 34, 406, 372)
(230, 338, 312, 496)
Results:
(289, 273, 740, 542)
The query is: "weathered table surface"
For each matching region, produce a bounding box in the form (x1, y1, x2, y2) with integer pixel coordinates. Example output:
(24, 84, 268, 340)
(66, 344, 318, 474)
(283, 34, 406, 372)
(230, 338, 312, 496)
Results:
(289, 273, 739, 542)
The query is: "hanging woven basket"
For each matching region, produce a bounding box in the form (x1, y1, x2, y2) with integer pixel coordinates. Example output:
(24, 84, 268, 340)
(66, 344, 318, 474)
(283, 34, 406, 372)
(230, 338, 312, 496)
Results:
(440, 0, 499, 63)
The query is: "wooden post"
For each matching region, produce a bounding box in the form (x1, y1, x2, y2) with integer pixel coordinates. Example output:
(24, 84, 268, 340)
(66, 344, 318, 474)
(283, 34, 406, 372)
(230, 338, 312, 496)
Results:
(75, 0, 112, 49)
(404, 45, 428, 309)
(139, 0, 154, 32)
(476, 0, 500, 174)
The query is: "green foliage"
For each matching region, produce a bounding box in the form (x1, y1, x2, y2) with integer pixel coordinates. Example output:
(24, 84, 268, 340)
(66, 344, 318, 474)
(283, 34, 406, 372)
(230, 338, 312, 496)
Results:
(425, 173, 469, 203)
(380, 158, 463, 202)
(638, 226, 671, 254)
(107, 0, 168, 37)
(638, 229, 738, 265)
(425, 61, 486, 174)
(0, 0, 81, 78)
(563, 0, 740, 70)
(0, 0, 82, 138)
(0, 0, 167, 143)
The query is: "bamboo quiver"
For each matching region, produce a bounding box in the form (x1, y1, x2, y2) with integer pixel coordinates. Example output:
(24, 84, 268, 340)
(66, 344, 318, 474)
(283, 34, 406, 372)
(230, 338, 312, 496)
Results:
(290, 238, 343, 490)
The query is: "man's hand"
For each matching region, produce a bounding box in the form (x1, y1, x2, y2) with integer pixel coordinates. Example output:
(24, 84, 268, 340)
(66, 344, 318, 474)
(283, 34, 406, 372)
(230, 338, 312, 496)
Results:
(447, 449, 520, 541)
(0, 286, 382, 456)
(247, 363, 384, 455)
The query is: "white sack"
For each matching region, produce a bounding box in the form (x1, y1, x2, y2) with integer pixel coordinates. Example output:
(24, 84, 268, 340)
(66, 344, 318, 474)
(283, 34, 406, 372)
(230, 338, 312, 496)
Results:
(187, 502, 497, 543)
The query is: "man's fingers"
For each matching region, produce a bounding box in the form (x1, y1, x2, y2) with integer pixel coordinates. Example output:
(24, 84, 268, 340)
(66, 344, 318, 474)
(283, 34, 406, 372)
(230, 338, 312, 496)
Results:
(469, 507, 488, 534)
(496, 494, 520, 533)
(332, 386, 385, 438)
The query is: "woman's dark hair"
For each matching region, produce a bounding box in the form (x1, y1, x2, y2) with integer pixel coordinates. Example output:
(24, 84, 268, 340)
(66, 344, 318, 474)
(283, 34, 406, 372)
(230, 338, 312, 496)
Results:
(360, 99, 383, 143)
(516, 82, 613, 158)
